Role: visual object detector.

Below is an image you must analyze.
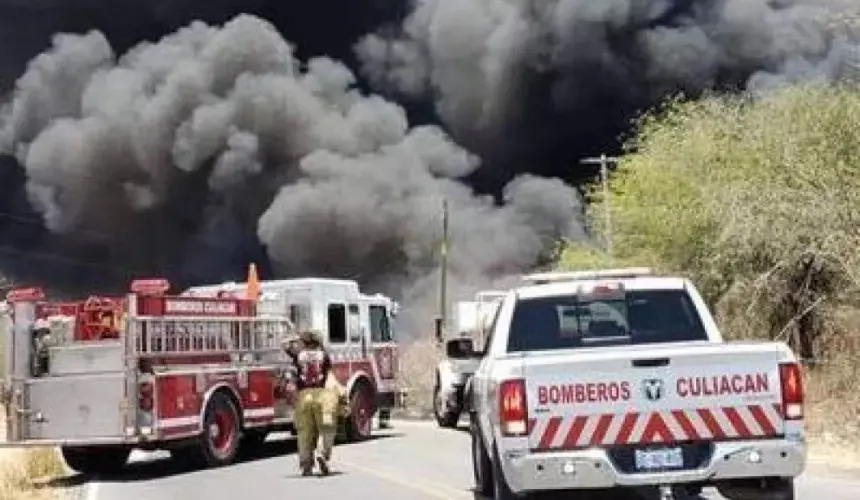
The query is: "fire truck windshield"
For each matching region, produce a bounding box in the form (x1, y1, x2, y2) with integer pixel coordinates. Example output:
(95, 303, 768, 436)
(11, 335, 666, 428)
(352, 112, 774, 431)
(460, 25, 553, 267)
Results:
(287, 302, 312, 331)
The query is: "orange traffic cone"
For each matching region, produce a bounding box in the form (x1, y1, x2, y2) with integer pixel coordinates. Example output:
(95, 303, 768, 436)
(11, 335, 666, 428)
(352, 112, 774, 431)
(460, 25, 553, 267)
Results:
(246, 263, 260, 301)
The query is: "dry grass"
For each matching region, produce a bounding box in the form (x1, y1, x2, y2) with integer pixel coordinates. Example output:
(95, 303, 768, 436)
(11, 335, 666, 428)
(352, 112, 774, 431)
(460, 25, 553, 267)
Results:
(397, 339, 441, 418)
(805, 356, 860, 450)
(0, 447, 64, 500)
(0, 405, 66, 500)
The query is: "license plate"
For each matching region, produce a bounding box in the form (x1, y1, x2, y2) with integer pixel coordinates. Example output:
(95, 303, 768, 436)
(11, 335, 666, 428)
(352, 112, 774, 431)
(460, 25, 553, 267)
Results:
(634, 447, 684, 470)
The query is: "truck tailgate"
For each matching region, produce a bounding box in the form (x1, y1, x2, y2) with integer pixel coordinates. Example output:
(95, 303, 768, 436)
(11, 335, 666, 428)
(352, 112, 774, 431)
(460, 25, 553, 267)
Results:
(524, 342, 785, 451)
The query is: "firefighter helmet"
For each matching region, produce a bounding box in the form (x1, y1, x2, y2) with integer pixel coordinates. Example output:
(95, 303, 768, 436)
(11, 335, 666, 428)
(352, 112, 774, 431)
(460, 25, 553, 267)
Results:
(299, 330, 323, 346)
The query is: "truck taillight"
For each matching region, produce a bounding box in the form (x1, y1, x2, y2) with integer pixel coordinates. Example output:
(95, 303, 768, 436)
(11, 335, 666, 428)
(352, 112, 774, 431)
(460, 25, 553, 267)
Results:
(498, 378, 528, 437)
(779, 362, 804, 420)
(139, 382, 154, 412)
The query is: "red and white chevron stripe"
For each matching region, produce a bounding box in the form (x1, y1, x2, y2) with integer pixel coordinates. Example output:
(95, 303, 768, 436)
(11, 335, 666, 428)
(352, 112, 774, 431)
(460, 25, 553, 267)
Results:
(528, 404, 784, 450)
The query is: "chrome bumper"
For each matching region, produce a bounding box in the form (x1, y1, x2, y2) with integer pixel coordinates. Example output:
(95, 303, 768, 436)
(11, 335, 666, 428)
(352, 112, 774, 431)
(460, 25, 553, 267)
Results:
(500, 438, 807, 494)
(0, 435, 139, 447)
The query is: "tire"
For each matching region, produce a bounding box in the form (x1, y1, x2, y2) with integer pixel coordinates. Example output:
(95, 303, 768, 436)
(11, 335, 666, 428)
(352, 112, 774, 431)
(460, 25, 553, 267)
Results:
(345, 382, 375, 442)
(61, 445, 130, 476)
(433, 380, 460, 428)
(718, 478, 795, 500)
(490, 444, 519, 500)
(470, 415, 492, 496)
(177, 391, 242, 468)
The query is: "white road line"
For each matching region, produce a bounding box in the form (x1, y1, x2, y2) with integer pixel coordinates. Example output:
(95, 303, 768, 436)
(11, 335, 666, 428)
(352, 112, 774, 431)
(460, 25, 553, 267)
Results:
(85, 479, 100, 500)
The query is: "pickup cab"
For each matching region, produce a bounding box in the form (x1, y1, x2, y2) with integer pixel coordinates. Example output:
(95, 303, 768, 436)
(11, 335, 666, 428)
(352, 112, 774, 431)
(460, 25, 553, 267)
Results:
(464, 268, 805, 500)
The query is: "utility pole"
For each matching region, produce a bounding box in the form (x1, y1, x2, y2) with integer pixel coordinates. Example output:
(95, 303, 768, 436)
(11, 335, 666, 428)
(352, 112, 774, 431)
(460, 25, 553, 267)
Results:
(580, 154, 618, 257)
(435, 199, 449, 343)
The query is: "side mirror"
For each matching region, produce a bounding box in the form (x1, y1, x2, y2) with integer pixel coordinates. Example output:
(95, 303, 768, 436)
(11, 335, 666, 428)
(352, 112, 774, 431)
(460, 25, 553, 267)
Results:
(446, 337, 477, 359)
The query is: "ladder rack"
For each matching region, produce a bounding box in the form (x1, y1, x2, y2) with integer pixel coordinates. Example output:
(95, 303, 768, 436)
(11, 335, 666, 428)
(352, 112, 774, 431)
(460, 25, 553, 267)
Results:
(130, 315, 295, 358)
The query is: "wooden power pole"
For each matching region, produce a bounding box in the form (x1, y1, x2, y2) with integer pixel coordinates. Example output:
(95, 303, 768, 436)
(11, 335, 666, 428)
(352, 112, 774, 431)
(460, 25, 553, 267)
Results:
(580, 154, 618, 257)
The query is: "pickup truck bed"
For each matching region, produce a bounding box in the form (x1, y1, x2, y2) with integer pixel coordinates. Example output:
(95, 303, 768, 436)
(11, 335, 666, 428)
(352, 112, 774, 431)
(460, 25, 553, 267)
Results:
(526, 341, 787, 452)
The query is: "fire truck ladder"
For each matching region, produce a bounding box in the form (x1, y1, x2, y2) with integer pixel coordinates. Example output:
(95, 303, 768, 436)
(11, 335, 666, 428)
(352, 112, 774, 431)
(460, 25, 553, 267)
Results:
(129, 315, 296, 361)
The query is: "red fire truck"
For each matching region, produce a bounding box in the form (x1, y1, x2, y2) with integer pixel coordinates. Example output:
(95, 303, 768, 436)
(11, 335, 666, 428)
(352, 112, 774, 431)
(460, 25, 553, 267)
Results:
(0, 274, 401, 475)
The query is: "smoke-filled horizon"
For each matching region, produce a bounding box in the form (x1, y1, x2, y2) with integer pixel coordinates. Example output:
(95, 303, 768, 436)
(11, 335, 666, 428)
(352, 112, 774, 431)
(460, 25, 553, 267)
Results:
(0, 1, 858, 334)
(0, 14, 585, 335)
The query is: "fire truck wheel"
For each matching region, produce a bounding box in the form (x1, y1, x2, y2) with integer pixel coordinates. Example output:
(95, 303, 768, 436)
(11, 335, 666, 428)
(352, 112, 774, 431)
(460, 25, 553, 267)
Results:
(345, 382, 374, 442)
(61, 445, 130, 476)
(197, 391, 241, 467)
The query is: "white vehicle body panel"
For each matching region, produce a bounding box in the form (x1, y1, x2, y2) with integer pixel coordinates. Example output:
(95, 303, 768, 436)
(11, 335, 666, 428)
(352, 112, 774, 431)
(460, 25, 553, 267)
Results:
(470, 273, 806, 494)
(24, 372, 126, 440)
(434, 292, 505, 422)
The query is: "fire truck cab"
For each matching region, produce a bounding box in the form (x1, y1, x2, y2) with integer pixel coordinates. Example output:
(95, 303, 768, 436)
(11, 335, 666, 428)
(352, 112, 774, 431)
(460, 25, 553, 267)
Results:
(0, 276, 400, 475)
(184, 277, 401, 434)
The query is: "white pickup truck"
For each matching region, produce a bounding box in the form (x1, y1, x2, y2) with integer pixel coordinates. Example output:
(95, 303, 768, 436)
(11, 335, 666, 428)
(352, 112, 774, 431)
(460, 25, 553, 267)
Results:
(463, 268, 805, 500)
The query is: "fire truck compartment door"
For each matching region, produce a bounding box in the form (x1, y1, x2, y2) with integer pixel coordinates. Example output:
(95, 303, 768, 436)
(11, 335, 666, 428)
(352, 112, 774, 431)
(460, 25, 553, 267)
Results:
(24, 372, 125, 440)
(49, 340, 124, 375)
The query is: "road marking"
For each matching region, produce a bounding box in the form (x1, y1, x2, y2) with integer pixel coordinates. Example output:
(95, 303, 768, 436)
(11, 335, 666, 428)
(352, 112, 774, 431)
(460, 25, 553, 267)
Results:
(339, 458, 471, 500)
(85, 480, 100, 500)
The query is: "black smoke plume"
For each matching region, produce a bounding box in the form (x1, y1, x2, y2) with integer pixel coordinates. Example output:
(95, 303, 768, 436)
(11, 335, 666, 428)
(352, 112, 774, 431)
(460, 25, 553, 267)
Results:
(357, 0, 860, 186)
(0, 0, 858, 333)
(0, 12, 583, 334)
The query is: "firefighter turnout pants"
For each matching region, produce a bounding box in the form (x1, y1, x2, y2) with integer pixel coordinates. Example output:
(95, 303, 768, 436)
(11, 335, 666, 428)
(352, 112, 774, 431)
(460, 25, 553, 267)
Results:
(296, 387, 339, 469)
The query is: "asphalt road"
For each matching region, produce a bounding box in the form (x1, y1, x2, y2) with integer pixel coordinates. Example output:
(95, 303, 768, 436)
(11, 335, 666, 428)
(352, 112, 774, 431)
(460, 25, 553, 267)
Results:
(69, 420, 859, 500)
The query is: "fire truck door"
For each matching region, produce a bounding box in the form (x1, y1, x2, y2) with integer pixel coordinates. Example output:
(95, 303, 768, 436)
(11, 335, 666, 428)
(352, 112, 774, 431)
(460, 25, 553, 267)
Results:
(369, 304, 396, 382)
(347, 303, 364, 364)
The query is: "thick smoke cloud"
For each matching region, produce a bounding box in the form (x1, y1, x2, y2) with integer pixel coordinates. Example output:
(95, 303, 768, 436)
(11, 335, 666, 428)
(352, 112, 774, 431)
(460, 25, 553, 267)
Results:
(0, 15, 584, 332)
(356, 0, 860, 183)
(1, 0, 858, 330)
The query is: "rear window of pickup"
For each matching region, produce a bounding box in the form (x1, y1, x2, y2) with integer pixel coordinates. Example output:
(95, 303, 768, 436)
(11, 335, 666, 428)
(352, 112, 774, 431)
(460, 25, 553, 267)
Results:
(507, 290, 708, 353)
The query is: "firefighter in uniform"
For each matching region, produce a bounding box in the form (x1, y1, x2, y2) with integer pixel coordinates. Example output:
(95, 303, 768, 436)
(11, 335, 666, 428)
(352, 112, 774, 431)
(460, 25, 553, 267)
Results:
(286, 330, 339, 476)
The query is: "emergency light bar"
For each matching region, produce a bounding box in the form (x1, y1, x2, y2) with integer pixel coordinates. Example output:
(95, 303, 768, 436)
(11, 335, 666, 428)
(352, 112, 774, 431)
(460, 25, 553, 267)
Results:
(6, 287, 45, 302)
(130, 278, 170, 295)
(521, 267, 653, 285)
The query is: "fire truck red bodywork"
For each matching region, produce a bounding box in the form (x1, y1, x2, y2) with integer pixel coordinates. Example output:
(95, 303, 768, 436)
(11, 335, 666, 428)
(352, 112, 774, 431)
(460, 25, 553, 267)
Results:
(0, 277, 400, 474)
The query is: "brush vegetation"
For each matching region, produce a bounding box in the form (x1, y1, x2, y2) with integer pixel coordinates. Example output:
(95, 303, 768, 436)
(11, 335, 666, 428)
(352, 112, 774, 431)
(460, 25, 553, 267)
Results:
(559, 83, 860, 445)
(0, 446, 65, 500)
(0, 303, 65, 499)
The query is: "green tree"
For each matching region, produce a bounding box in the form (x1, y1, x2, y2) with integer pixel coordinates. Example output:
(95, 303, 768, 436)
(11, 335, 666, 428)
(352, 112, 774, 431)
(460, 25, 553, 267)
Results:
(566, 84, 860, 361)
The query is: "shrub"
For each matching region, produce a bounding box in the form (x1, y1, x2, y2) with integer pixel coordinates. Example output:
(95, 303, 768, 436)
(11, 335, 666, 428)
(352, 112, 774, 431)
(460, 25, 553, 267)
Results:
(562, 83, 860, 443)
(581, 84, 860, 362)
